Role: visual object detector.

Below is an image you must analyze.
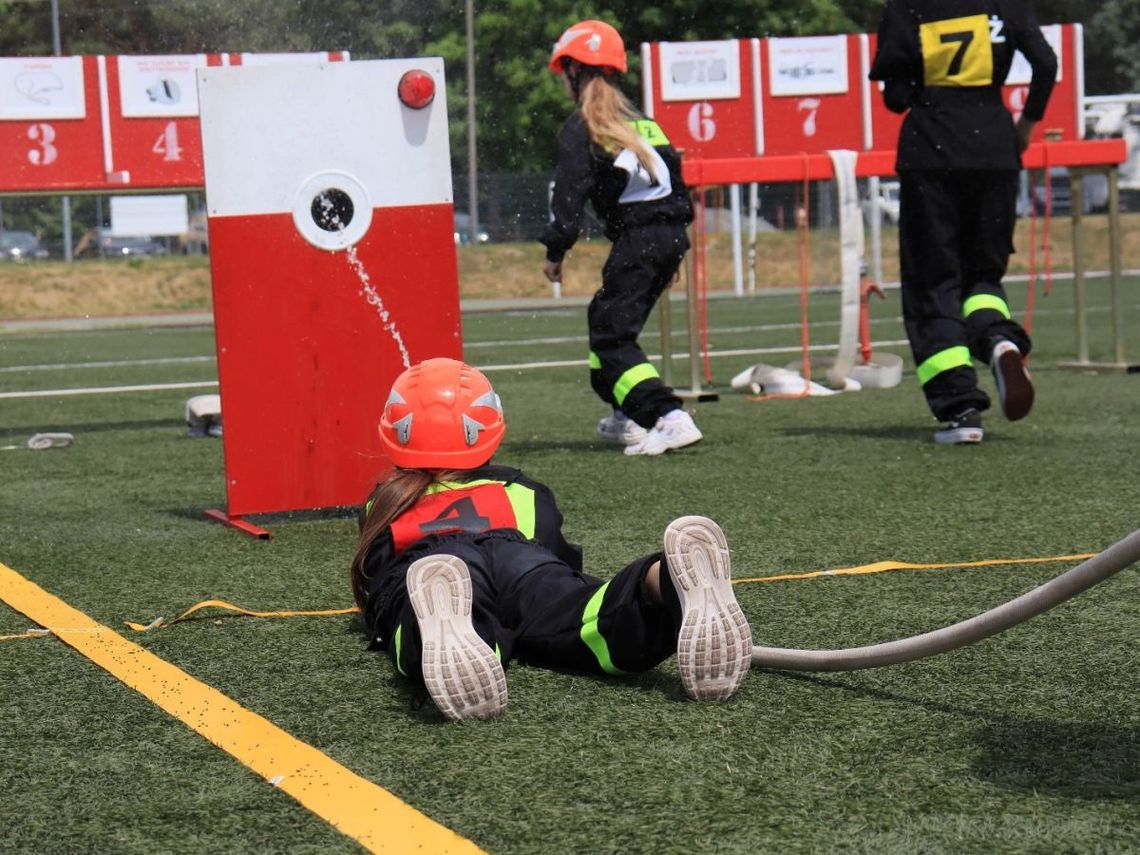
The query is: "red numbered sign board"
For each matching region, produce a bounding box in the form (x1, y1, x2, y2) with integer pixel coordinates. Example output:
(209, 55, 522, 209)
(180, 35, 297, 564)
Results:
(641, 39, 762, 158)
(198, 58, 461, 518)
(644, 23, 1084, 167)
(0, 52, 348, 193)
(758, 34, 869, 155)
(0, 56, 108, 191)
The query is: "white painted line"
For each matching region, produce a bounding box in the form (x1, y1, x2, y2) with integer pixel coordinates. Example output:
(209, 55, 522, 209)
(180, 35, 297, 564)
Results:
(0, 356, 216, 374)
(0, 380, 218, 400)
(478, 339, 912, 373)
(0, 340, 916, 398)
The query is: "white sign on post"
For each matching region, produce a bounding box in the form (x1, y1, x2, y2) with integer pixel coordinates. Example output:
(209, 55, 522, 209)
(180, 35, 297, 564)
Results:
(659, 40, 741, 102)
(118, 55, 206, 118)
(0, 56, 86, 120)
(110, 194, 189, 236)
(768, 36, 849, 97)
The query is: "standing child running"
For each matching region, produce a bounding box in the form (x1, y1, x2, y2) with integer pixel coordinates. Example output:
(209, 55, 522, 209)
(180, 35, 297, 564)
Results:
(869, 0, 1056, 443)
(350, 358, 752, 720)
(540, 19, 700, 457)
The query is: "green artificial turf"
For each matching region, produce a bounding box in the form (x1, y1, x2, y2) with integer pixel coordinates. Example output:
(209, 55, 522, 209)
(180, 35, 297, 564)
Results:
(1, 279, 1138, 854)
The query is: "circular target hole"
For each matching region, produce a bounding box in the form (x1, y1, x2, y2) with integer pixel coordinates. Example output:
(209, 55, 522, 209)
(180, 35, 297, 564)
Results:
(311, 188, 355, 232)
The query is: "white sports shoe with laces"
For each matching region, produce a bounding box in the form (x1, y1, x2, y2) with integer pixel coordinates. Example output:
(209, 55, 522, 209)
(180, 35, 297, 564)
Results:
(624, 409, 703, 456)
(597, 410, 648, 445)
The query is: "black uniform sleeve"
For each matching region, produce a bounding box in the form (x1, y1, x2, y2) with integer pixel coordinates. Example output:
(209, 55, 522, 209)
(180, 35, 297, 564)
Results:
(538, 113, 595, 263)
(1007, 1, 1057, 121)
(868, 0, 921, 114)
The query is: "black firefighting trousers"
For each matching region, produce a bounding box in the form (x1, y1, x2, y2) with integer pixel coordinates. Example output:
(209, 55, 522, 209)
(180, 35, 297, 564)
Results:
(898, 169, 1032, 421)
(588, 222, 689, 428)
(380, 530, 680, 682)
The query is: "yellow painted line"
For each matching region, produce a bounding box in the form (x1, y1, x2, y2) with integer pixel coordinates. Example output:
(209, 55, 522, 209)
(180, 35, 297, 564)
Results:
(734, 552, 1098, 585)
(0, 561, 483, 855)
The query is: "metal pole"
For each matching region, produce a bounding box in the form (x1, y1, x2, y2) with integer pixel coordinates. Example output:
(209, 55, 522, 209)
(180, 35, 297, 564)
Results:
(868, 175, 883, 288)
(465, 0, 480, 243)
(747, 183, 758, 294)
(1107, 166, 1125, 365)
(729, 183, 743, 296)
(1070, 170, 1088, 363)
(51, 0, 73, 262)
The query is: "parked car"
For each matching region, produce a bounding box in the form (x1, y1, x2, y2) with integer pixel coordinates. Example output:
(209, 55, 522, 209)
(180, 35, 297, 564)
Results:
(79, 229, 168, 258)
(0, 230, 49, 261)
(862, 181, 900, 225)
(454, 211, 490, 245)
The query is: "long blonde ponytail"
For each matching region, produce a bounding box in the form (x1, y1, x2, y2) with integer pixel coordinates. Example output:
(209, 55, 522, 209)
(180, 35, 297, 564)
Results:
(578, 76, 661, 183)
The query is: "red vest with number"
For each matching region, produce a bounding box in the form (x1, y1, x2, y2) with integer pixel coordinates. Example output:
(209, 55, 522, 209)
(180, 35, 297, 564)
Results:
(389, 479, 532, 555)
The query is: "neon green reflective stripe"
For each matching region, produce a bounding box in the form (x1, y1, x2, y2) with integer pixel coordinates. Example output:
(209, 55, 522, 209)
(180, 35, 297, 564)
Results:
(580, 582, 626, 675)
(631, 119, 670, 147)
(426, 479, 537, 539)
(502, 483, 536, 538)
(394, 624, 407, 677)
(613, 362, 660, 406)
(588, 352, 601, 369)
(494, 643, 502, 662)
(916, 346, 972, 385)
(963, 294, 1011, 319)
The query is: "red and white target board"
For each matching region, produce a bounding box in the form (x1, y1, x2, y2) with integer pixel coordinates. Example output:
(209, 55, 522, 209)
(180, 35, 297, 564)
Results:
(198, 58, 461, 533)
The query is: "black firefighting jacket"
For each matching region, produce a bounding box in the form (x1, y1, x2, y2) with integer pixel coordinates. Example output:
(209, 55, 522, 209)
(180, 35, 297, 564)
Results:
(540, 111, 693, 263)
(358, 464, 584, 646)
(869, 0, 1057, 170)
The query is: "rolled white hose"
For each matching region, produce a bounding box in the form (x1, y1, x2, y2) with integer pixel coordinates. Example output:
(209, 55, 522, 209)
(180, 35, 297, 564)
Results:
(752, 526, 1140, 672)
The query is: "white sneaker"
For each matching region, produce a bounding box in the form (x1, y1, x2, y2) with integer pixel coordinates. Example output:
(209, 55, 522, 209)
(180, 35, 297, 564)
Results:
(624, 409, 703, 456)
(597, 411, 648, 445)
(405, 554, 507, 721)
(664, 516, 752, 701)
(991, 340, 1034, 421)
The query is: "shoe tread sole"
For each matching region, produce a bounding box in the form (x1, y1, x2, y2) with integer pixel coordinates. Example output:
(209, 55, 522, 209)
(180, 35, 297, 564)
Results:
(406, 555, 507, 721)
(664, 516, 752, 701)
(994, 349, 1034, 421)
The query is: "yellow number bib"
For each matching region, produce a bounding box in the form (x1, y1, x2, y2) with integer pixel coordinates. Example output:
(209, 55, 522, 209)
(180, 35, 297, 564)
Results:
(920, 14, 993, 87)
(632, 119, 671, 148)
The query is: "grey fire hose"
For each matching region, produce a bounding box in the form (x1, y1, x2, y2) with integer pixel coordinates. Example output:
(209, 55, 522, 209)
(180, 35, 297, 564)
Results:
(752, 526, 1140, 672)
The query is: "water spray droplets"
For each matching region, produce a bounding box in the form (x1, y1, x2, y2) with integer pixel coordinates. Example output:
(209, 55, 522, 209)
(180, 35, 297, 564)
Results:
(346, 245, 411, 369)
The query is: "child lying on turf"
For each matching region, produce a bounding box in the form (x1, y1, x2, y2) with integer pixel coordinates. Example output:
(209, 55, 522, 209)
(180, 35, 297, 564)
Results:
(349, 357, 752, 720)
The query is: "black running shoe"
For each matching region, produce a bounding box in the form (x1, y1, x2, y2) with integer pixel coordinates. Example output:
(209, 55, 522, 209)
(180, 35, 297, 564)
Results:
(934, 408, 984, 444)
